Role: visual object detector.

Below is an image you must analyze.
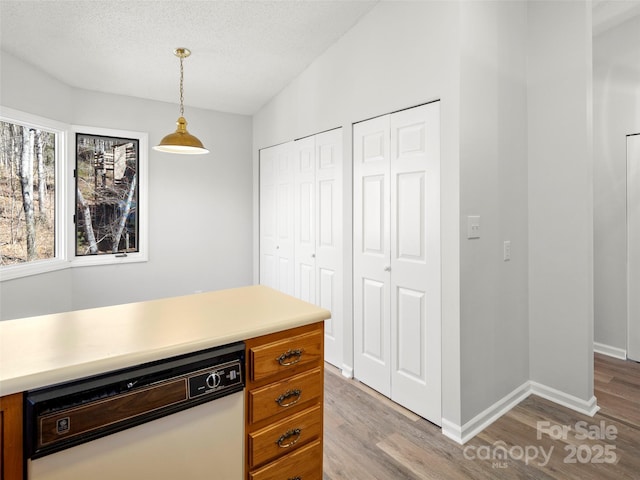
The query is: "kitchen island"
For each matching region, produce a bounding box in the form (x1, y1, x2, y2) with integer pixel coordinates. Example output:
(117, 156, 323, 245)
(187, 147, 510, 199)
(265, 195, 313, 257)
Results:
(0, 285, 330, 480)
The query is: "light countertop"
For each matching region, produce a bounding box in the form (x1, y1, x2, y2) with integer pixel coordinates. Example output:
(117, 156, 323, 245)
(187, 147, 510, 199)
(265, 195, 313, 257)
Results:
(0, 285, 330, 396)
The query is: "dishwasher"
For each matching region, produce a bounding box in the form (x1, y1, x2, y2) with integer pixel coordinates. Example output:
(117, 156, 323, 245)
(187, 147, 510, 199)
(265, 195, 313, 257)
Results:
(25, 341, 245, 480)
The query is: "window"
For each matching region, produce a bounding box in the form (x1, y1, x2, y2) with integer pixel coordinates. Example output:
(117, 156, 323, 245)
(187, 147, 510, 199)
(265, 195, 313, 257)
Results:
(0, 108, 66, 280)
(0, 122, 56, 262)
(0, 108, 148, 281)
(71, 126, 148, 267)
(75, 132, 140, 257)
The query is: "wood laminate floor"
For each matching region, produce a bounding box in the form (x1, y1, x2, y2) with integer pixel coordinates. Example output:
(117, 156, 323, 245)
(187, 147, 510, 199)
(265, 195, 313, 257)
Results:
(323, 353, 640, 479)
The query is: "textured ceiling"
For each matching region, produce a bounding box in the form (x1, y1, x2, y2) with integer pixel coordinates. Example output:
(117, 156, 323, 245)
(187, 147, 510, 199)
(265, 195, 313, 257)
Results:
(3, 1, 637, 116)
(0, 0, 378, 115)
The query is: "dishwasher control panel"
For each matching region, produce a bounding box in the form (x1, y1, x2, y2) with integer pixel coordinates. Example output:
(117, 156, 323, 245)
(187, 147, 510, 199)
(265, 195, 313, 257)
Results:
(187, 359, 243, 398)
(25, 341, 245, 459)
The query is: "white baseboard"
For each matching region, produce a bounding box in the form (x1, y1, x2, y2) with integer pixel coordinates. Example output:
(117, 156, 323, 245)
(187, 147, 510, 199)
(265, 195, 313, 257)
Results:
(529, 381, 600, 417)
(442, 381, 600, 445)
(442, 381, 531, 445)
(594, 342, 627, 360)
(341, 364, 353, 379)
(441, 418, 464, 444)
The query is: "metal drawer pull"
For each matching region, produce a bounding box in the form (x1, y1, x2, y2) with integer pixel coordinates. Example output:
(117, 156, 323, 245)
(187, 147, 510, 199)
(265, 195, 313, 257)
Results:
(276, 348, 304, 366)
(276, 389, 302, 407)
(288, 477, 302, 480)
(276, 428, 302, 448)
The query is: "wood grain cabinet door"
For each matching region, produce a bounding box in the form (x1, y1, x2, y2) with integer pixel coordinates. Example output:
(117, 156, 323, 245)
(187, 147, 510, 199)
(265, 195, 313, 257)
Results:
(248, 405, 322, 469)
(249, 329, 322, 382)
(248, 367, 323, 424)
(249, 440, 322, 480)
(1, 393, 24, 480)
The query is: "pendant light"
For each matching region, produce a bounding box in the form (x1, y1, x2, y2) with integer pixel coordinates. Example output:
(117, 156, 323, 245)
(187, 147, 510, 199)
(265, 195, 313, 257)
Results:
(154, 48, 209, 155)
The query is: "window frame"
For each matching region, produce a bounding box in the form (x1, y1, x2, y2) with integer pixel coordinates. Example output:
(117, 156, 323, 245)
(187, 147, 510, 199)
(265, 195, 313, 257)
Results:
(69, 125, 149, 267)
(0, 109, 149, 282)
(0, 107, 68, 281)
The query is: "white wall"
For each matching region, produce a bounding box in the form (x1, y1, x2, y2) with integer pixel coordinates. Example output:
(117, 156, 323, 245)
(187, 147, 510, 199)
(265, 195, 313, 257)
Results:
(253, 0, 464, 425)
(0, 51, 254, 320)
(527, 1, 595, 404)
(458, 0, 529, 422)
(593, 15, 640, 354)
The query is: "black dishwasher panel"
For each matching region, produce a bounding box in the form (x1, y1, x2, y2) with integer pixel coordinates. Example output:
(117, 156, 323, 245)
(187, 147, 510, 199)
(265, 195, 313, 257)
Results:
(25, 341, 245, 459)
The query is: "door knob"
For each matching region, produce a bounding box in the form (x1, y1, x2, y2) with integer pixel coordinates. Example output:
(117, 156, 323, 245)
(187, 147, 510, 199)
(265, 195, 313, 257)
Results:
(311, 253, 316, 258)
(384, 265, 391, 272)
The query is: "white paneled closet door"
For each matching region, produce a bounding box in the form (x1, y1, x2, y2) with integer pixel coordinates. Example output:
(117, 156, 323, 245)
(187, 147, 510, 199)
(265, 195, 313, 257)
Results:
(389, 103, 441, 424)
(353, 114, 392, 396)
(294, 136, 316, 304)
(259, 142, 295, 296)
(293, 129, 344, 368)
(354, 102, 441, 425)
(315, 129, 343, 368)
(628, 133, 640, 361)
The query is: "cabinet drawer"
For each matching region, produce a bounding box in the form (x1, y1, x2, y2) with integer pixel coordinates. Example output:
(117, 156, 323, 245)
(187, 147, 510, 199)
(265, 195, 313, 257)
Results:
(249, 404, 322, 468)
(250, 329, 322, 382)
(249, 367, 323, 424)
(250, 439, 322, 480)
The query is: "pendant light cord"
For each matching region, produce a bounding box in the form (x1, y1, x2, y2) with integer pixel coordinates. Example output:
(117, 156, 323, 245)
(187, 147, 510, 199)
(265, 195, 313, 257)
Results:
(179, 55, 185, 117)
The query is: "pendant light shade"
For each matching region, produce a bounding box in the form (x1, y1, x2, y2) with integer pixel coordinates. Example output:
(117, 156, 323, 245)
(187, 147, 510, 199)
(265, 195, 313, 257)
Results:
(155, 116, 208, 154)
(154, 48, 209, 155)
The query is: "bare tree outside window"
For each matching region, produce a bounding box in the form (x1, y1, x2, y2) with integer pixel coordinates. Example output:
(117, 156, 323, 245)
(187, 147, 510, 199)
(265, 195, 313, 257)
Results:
(0, 121, 56, 266)
(75, 133, 139, 256)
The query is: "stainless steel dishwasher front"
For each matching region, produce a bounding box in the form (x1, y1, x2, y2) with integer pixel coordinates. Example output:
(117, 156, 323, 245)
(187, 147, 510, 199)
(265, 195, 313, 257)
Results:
(25, 342, 245, 479)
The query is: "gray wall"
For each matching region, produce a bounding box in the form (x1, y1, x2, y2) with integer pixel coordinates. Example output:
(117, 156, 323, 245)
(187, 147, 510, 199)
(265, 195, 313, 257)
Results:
(0, 51, 254, 320)
(458, 0, 529, 421)
(593, 15, 640, 354)
(527, 0, 594, 401)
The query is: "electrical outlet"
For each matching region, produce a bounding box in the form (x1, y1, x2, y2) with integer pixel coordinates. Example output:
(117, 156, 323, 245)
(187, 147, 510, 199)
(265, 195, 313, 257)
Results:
(503, 241, 511, 261)
(467, 216, 480, 239)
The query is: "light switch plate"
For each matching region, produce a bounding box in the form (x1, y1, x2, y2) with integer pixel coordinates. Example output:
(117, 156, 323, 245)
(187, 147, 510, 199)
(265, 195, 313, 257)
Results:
(467, 215, 480, 239)
(503, 240, 511, 261)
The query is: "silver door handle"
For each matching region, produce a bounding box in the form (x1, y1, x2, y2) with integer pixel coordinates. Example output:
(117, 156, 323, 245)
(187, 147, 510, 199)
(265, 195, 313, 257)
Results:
(311, 253, 316, 258)
(384, 265, 391, 272)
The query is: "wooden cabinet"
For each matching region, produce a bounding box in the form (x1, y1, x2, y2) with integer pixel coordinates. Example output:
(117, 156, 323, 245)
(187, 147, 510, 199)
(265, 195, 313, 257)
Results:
(249, 440, 322, 480)
(245, 322, 324, 479)
(0, 392, 23, 480)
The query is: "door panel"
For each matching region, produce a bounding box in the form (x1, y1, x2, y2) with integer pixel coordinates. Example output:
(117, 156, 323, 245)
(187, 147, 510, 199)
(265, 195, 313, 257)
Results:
(260, 142, 295, 295)
(397, 172, 425, 261)
(628, 133, 640, 361)
(362, 176, 385, 254)
(361, 277, 391, 396)
(275, 144, 295, 296)
(354, 115, 391, 394)
(294, 137, 316, 304)
(298, 264, 314, 303)
(292, 129, 343, 368)
(396, 286, 426, 381)
(319, 267, 336, 345)
(362, 279, 386, 361)
(390, 103, 441, 424)
(259, 148, 277, 289)
(318, 180, 334, 246)
(315, 129, 343, 368)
